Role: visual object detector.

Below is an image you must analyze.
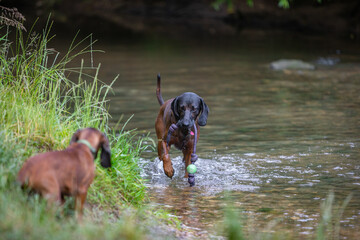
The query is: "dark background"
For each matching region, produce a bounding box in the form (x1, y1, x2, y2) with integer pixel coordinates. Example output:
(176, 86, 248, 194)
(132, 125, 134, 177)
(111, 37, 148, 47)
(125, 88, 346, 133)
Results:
(2, 0, 360, 40)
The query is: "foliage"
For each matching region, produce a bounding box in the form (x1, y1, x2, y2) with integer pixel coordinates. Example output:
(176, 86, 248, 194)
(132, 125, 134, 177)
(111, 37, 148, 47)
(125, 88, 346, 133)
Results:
(278, 0, 290, 9)
(0, 136, 144, 240)
(0, 16, 183, 239)
(316, 192, 352, 240)
(0, 17, 152, 204)
(0, 4, 26, 31)
(88, 128, 151, 208)
(223, 206, 245, 240)
(0, 4, 191, 239)
(0, 190, 146, 240)
(221, 192, 352, 239)
(212, 0, 323, 11)
(0, 19, 110, 147)
(212, 0, 235, 13)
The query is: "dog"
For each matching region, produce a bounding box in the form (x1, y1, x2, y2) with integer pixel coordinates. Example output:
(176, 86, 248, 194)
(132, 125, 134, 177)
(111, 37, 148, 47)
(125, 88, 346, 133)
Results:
(17, 128, 111, 220)
(155, 74, 209, 179)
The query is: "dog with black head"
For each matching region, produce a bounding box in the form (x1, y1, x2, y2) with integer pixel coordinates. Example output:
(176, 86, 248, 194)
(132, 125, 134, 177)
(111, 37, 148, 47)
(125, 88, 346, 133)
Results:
(155, 74, 209, 179)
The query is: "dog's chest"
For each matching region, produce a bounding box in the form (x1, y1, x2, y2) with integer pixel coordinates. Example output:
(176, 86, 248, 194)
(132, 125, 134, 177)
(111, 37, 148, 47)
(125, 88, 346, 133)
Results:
(172, 131, 192, 150)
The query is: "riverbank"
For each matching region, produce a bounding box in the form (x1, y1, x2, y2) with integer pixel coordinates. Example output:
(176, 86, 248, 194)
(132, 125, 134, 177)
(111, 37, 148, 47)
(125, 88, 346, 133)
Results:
(0, 22, 186, 239)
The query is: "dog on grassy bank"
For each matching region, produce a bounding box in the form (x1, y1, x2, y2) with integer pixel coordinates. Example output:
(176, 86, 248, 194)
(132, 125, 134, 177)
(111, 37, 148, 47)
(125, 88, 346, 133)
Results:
(17, 128, 111, 220)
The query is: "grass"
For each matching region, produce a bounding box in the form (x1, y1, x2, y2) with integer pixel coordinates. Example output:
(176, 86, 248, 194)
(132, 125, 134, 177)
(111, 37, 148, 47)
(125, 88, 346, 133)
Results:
(221, 192, 353, 240)
(88, 128, 150, 208)
(0, 20, 179, 239)
(1, 23, 109, 148)
(0, 20, 147, 205)
(316, 192, 353, 240)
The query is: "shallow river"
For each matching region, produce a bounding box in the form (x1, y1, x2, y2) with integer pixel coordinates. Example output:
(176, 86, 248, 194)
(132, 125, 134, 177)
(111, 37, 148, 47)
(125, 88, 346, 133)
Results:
(92, 33, 360, 238)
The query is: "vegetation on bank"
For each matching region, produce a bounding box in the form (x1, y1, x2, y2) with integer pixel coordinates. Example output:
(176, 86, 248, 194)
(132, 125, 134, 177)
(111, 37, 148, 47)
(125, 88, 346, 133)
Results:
(213, 0, 323, 11)
(0, 19, 148, 205)
(0, 17, 181, 239)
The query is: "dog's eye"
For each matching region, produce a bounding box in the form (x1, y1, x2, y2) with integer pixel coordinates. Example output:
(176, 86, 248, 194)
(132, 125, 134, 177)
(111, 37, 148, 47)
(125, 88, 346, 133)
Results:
(191, 106, 196, 111)
(181, 106, 186, 111)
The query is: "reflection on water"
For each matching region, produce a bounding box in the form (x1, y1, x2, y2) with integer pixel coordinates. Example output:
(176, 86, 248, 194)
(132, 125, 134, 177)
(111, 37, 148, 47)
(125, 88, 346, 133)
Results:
(94, 34, 360, 238)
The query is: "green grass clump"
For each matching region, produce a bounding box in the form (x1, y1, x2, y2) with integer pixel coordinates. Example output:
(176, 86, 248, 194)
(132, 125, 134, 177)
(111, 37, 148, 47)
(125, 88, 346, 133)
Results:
(0, 188, 145, 240)
(316, 192, 352, 240)
(0, 22, 110, 150)
(221, 193, 352, 240)
(88, 129, 150, 208)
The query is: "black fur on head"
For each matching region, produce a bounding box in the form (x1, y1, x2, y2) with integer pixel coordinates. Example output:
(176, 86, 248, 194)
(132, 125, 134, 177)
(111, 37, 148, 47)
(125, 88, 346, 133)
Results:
(198, 97, 209, 126)
(170, 92, 209, 131)
(99, 133, 111, 168)
(171, 96, 180, 121)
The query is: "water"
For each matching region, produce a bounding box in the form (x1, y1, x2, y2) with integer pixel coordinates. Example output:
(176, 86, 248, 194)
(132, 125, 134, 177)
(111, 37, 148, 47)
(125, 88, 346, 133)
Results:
(92, 33, 360, 238)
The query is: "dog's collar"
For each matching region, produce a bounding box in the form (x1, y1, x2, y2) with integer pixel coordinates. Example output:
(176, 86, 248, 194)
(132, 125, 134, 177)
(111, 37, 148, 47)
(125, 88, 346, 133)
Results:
(77, 139, 97, 154)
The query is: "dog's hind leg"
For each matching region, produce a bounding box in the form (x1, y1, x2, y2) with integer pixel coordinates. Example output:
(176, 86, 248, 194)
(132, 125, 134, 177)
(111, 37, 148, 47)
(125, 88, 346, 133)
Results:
(39, 176, 62, 212)
(38, 174, 61, 203)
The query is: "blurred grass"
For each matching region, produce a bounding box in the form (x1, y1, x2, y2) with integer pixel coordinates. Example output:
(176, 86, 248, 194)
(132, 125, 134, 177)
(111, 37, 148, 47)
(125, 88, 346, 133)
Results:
(221, 192, 353, 240)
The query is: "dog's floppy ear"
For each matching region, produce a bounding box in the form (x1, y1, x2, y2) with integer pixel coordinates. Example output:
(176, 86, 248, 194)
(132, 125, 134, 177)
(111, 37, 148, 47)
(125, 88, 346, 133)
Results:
(198, 98, 209, 126)
(69, 129, 81, 145)
(100, 133, 111, 168)
(171, 97, 180, 121)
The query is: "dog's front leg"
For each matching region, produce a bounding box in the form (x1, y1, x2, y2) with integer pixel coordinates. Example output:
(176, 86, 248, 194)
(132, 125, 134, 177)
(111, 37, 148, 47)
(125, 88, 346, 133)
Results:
(182, 146, 193, 178)
(158, 140, 174, 178)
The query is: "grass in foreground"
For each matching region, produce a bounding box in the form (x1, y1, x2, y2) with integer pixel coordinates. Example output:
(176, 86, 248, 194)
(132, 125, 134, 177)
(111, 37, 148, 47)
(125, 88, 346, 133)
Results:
(221, 192, 353, 240)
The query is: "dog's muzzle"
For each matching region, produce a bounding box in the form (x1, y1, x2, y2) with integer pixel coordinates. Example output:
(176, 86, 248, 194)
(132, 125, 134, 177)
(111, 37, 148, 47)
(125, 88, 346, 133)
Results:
(178, 119, 195, 134)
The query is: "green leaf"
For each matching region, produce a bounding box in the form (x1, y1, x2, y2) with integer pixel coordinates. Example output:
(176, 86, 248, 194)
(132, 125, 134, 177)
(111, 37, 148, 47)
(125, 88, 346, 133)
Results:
(247, 0, 254, 7)
(278, 0, 290, 9)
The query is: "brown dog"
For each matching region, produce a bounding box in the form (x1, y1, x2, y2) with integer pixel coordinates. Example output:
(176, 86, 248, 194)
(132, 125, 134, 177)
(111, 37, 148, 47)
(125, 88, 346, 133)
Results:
(155, 74, 209, 179)
(17, 128, 111, 220)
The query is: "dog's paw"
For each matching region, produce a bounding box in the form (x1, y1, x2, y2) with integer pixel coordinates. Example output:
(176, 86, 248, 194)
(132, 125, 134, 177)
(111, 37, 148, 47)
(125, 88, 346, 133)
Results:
(164, 165, 175, 179)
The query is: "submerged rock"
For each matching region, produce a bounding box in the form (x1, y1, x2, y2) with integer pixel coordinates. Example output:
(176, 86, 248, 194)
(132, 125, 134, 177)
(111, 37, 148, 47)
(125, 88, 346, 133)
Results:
(315, 57, 340, 66)
(270, 59, 315, 70)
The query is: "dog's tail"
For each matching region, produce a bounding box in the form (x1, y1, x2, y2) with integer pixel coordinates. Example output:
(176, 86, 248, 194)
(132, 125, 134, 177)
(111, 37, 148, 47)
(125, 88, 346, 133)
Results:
(156, 73, 164, 106)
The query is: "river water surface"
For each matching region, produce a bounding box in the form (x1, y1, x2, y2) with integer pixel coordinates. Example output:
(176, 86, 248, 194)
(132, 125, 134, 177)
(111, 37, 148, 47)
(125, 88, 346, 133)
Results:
(92, 33, 360, 239)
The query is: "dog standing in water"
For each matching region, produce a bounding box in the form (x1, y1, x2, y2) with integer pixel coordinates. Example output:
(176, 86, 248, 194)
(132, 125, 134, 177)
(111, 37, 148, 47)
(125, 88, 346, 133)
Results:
(155, 74, 209, 180)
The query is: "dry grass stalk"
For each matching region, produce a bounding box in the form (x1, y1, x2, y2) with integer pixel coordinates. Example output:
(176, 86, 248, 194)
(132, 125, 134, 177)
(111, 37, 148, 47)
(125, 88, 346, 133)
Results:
(0, 5, 26, 31)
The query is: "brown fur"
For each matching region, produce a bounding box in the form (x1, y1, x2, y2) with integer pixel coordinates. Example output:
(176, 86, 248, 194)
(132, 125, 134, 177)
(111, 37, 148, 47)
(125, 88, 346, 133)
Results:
(155, 75, 208, 179)
(17, 128, 111, 220)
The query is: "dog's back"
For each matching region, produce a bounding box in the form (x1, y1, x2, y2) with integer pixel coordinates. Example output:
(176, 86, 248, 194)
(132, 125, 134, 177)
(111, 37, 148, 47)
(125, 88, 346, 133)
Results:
(17, 152, 54, 186)
(17, 147, 94, 196)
